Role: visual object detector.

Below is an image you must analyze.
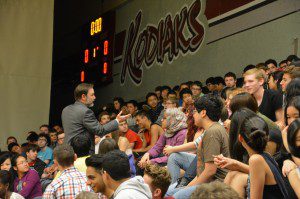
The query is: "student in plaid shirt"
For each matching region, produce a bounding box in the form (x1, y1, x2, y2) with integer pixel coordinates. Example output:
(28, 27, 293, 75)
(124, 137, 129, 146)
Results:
(43, 144, 91, 199)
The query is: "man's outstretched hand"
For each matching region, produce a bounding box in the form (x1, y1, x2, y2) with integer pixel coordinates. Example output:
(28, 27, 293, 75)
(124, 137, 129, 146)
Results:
(116, 111, 131, 123)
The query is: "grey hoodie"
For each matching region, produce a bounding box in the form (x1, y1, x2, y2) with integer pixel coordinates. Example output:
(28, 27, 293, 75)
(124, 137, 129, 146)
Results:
(113, 176, 152, 199)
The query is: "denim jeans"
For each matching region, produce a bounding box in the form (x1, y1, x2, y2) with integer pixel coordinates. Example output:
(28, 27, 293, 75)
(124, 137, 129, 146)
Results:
(167, 152, 196, 183)
(183, 155, 198, 182)
(166, 182, 198, 199)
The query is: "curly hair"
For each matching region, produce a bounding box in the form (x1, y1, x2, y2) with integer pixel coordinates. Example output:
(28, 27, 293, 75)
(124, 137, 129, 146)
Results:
(190, 181, 241, 199)
(144, 164, 171, 197)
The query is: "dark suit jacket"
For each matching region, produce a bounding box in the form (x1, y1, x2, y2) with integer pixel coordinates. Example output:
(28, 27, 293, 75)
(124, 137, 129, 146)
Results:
(61, 101, 118, 154)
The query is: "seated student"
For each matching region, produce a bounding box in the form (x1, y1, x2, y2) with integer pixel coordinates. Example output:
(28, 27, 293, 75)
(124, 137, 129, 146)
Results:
(43, 144, 91, 198)
(37, 133, 54, 167)
(282, 119, 300, 198)
(0, 170, 24, 199)
(113, 97, 125, 114)
(99, 138, 136, 177)
(215, 109, 294, 199)
(40, 124, 50, 134)
(57, 131, 65, 146)
(118, 121, 143, 150)
(280, 66, 300, 94)
(155, 86, 162, 102)
(11, 154, 42, 198)
(166, 94, 229, 199)
(244, 68, 283, 122)
(54, 133, 91, 179)
(98, 111, 111, 124)
(26, 132, 39, 145)
(144, 92, 164, 123)
(85, 154, 114, 198)
(190, 81, 204, 99)
(156, 95, 178, 126)
(7, 143, 22, 155)
(268, 71, 284, 91)
(143, 164, 172, 199)
(126, 100, 140, 133)
(101, 150, 152, 199)
(229, 92, 282, 155)
(133, 111, 164, 155)
(52, 124, 63, 133)
(224, 72, 237, 88)
(6, 137, 18, 147)
(0, 152, 12, 171)
(190, 181, 240, 199)
(48, 130, 58, 149)
(161, 86, 171, 104)
(179, 88, 193, 113)
(138, 108, 187, 167)
(26, 144, 46, 178)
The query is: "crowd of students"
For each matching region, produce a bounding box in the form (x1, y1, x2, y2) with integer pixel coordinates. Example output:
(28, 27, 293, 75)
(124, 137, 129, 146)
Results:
(1, 54, 300, 199)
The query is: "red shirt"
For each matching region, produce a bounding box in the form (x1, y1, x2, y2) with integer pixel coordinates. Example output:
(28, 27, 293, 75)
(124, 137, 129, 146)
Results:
(125, 129, 143, 149)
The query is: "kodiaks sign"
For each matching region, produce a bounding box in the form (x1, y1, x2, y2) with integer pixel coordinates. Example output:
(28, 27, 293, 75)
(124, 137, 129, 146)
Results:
(121, 0, 206, 85)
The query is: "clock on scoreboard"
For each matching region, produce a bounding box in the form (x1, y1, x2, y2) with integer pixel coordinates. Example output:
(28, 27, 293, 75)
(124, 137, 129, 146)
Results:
(81, 11, 116, 86)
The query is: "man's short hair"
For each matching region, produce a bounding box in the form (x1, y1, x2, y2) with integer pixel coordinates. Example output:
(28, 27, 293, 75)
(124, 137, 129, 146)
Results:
(70, 133, 91, 158)
(179, 88, 192, 99)
(26, 132, 39, 142)
(26, 144, 40, 153)
(279, 60, 288, 66)
(243, 68, 264, 80)
(191, 81, 202, 88)
(265, 59, 277, 67)
(205, 77, 215, 85)
(190, 181, 240, 199)
(53, 144, 75, 167)
(167, 90, 177, 97)
(127, 100, 138, 107)
(101, 150, 131, 181)
(161, 85, 171, 92)
(283, 66, 300, 79)
(194, 94, 223, 122)
(98, 111, 110, 121)
(8, 142, 19, 152)
(146, 92, 158, 101)
(214, 76, 225, 85)
(155, 86, 162, 92)
(243, 64, 255, 73)
(144, 164, 171, 197)
(38, 133, 51, 145)
(74, 83, 94, 101)
(135, 110, 151, 120)
(286, 54, 299, 63)
(113, 97, 125, 105)
(85, 154, 103, 173)
(224, 72, 236, 80)
(57, 131, 65, 136)
(172, 85, 179, 91)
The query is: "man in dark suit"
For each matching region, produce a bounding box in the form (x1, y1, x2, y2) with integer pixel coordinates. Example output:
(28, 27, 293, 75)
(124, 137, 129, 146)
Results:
(62, 83, 130, 154)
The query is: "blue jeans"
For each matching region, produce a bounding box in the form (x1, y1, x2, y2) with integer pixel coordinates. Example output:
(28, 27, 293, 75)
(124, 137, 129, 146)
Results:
(167, 152, 196, 183)
(166, 182, 198, 199)
(183, 155, 198, 182)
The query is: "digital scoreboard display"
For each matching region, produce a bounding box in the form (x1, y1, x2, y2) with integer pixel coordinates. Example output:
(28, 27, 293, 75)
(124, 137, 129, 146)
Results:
(81, 11, 115, 86)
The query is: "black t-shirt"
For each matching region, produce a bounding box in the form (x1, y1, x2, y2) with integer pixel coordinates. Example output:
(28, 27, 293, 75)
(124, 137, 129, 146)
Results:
(259, 89, 283, 121)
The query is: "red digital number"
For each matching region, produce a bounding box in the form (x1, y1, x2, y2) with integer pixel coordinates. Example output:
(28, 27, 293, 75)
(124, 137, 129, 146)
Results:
(103, 40, 108, 55)
(103, 62, 108, 74)
(80, 71, 85, 82)
(84, 49, 89, 63)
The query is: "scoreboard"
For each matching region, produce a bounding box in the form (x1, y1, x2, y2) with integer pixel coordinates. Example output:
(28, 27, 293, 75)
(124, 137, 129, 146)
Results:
(81, 11, 116, 86)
